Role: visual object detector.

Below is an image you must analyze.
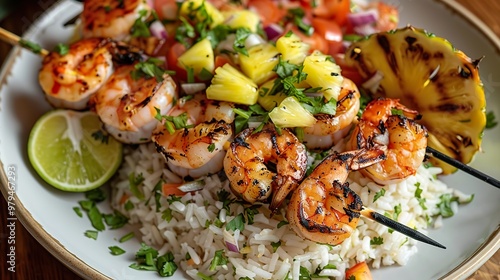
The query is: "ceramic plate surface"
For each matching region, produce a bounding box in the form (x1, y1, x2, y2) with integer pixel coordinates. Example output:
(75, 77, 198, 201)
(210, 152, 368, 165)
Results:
(1, 0, 499, 279)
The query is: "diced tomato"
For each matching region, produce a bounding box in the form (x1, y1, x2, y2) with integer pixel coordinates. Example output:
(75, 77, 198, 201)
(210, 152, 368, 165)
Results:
(332, 53, 364, 86)
(311, 18, 344, 56)
(119, 193, 130, 205)
(375, 2, 399, 31)
(248, 0, 286, 27)
(161, 183, 189, 197)
(153, 0, 178, 21)
(345, 262, 373, 280)
(214, 54, 233, 69)
(166, 42, 188, 81)
(312, 0, 351, 26)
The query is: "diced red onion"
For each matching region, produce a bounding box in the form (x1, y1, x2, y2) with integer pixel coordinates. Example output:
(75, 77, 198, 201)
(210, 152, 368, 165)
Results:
(181, 83, 207, 94)
(223, 229, 240, 253)
(362, 70, 384, 93)
(264, 23, 284, 41)
(177, 180, 205, 192)
(353, 24, 378, 36)
(347, 9, 379, 27)
(149, 20, 168, 39)
(245, 34, 266, 49)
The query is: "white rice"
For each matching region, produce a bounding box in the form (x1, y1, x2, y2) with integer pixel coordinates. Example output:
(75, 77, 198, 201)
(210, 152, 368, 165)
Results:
(111, 142, 464, 279)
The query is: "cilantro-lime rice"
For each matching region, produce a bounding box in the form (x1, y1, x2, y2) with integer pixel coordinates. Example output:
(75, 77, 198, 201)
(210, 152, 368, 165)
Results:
(110, 140, 470, 279)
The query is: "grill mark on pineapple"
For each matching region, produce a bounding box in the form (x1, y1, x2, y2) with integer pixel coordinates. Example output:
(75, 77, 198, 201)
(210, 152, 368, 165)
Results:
(433, 102, 473, 113)
(376, 34, 399, 75)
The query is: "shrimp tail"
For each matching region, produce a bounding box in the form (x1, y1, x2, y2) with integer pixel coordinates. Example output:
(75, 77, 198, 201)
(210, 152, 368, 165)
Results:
(269, 176, 298, 215)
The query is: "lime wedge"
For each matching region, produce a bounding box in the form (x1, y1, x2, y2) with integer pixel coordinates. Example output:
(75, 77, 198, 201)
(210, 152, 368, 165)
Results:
(28, 110, 123, 192)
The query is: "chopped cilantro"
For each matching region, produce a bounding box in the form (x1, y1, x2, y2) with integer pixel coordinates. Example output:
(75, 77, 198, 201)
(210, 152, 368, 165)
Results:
(244, 204, 261, 225)
(217, 189, 234, 211)
(277, 220, 289, 228)
(486, 111, 497, 129)
(129, 172, 145, 201)
(175, 17, 196, 47)
(370, 236, 384, 245)
(373, 188, 386, 202)
(131, 9, 151, 37)
(197, 272, 212, 280)
(299, 266, 311, 279)
(109, 246, 126, 256)
(53, 43, 69, 55)
(124, 200, 134, 211)
(226, 213, 245, 232)
(233, 27, 252, 56)
(73, 207, 83, 217)
(207, 143, 216, 152)
(271, 241, 281, 252)
(393, 204, 402, 221)
(131, 58, 175, 82)
(119, 232, 135, 243)
(157, 251, 178, 277)
(437, 193, 459, 217)
(87, 204, 105, 231)
(19, 39, 42, 54)
(162, 208, 173, 222)
(84, 230, 98, 240)
(85, 188, 106, 202)
(391, 108, 404, 116)
(209, 249, 228, 271)
(103, 210, 129, 229)
(155, 108, 193, 134)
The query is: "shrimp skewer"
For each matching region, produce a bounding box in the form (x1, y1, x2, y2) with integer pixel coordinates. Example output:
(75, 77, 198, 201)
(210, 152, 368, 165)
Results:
(39, 38, 115, 110)
(89, 64, 177, 144)
(302, 77, 361, 150)
(224, 124, 308, 213)
(81, 0, 152, 41)
(152, 93, 235, 178)
(287, 148, 446, 248)
(346, 98, 428, 185)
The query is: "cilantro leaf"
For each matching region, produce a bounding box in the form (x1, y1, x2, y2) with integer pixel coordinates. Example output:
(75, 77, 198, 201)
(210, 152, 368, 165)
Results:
(209, 249, 228, 271)
(109, 246, 126, 256)
(84, 230, 98, 240)
(373, 188, 386, 202)
(54, 43, 69, 55)
(226, 213, 245, 232)
(486, 111, 498, 129)
(370, 236, 384, 245)
(157, 252, 178, 276)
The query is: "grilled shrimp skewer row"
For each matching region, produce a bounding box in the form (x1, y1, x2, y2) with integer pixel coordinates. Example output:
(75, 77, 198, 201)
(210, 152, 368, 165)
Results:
(224, 124, 308, 213)
(81, 0, 152, 41)
(303, 78, 361, 150)
(287, 148, 387, 245)
(152, 93, 235, 178)
(347, 98, 428, 185)
(38, 38, 115, 110)
(90, 64, 177, 144)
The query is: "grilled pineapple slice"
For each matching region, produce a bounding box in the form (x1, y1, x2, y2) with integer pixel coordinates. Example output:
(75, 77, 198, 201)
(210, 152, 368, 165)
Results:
(222, 10, 260, 33)
(206, 64, 258, 105)
(257, 78, 286, 111)
(344, 26, 486, 174)
(179, 0, 224, 28)
(177, 38, 214, 79)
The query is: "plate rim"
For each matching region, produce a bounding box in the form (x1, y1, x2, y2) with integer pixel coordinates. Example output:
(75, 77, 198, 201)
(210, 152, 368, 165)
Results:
(0, 0, 498, 279)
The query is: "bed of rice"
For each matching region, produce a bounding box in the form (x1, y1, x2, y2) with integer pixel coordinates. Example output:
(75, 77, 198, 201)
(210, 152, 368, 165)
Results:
(110, 142, 464, 279)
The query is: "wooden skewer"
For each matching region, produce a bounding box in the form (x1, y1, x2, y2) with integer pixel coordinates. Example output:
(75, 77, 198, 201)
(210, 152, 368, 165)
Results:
(426, 147, 500, 189)
(361, 208, 446, 249)
(0, 27, 49, 56)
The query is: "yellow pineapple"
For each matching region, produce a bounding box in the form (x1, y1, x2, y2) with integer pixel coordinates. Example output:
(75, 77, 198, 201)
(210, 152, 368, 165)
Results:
(239, 43, 280, 85)
(257, 78, 286, 111)
(269, 96, 316, 128)
(222, 10, 260, 33)
(206, 64, 258, 105)
(276, 32, 310, 65)
(179, 0, 224, 28)
(344, 26, 486, 174)
(177, 38, 215, 79)
(302, 50, 343, 101)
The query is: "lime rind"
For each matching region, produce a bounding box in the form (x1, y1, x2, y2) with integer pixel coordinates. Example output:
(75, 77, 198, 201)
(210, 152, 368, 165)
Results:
(28, 110, 123, 192)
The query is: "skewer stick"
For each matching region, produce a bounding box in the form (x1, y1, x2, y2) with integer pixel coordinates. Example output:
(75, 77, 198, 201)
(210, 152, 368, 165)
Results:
(0, 27, 49, 56)
(426, 147, 500, 189)
(361, 208, 446, 249)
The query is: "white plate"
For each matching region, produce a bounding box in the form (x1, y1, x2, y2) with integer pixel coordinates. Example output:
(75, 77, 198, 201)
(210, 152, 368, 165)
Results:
(1, 0, 499, 279)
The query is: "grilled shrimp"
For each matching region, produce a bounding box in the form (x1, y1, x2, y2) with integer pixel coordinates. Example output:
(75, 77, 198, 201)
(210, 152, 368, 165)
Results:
(287, 148, 386, 245)
(89, 64, 177, 144)
(303, 78, 361, 150)
(81, 0, 151, 41)
(38, 38, 114, 110)
(346, 98, 428, 185)
(224, 124, 308, 213)
(152, 93, 235, 178)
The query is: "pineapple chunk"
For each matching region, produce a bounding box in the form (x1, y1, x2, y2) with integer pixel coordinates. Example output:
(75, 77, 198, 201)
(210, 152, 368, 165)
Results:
(302, 50, 343, 101)
(177, 38, 214, 79)
(222, 10, 260, 33)
(206, 64, 258, 105)
(239, 43, 280, 85)
(179, 0, 224, 28)
(269, 96, 316, 128)
(276, 33, 310, 65)
(257, 79, 286, 111)
(344, 26, 486, 174)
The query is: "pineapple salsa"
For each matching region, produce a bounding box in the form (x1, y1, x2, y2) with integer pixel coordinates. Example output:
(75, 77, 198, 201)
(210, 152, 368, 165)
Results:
(151, 0, 401, 135)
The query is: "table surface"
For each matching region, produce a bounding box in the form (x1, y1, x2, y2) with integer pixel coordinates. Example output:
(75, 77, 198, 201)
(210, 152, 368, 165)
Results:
(0, 0, 499, 279)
